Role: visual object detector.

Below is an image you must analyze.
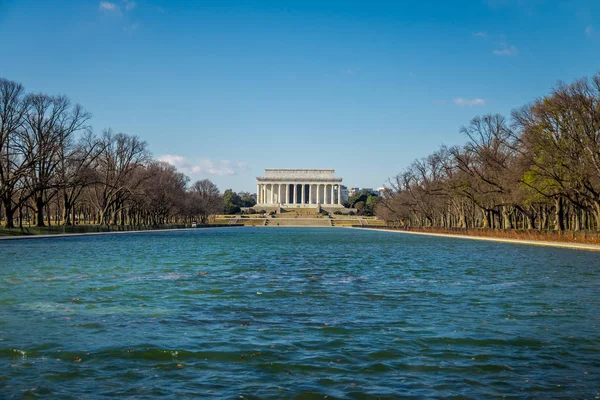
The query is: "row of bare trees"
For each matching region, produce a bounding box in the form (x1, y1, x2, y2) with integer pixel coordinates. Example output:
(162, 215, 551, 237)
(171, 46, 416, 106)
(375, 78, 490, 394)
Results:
(378, 72, 600, 232)
(0, 78, 223, 228)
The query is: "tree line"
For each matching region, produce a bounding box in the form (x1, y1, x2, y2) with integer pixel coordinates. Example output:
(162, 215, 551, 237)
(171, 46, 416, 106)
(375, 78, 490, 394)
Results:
(0, 78, 226, 229)
(377, 72, 600, 232)
(343, 189, 379, 216)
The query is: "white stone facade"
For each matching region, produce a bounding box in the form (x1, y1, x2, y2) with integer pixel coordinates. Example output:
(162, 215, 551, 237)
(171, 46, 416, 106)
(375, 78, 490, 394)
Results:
(256, 169, 343, 207)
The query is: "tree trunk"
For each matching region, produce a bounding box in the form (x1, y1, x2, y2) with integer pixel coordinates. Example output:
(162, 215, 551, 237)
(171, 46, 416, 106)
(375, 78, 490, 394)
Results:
(46, 200, 51, 226)
(35, 194, 45, 227)
(19, 204, 24, 229)
(594, 201, 600, 232)
(525, 211, 534, 230)
(555, 197, 565, 231)
(2, 197, 15, 228)
(574, 208, 581, 231)
(482, 209, 490, 228)
(491, 210, 500, 229)
(63, 192, 73, 225)
(502, 206, 513, 229)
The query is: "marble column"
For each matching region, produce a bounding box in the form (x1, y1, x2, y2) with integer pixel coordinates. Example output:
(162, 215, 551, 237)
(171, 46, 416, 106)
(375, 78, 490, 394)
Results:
(330, 184, 334, 204)
(337, 184, 341, 205)
(316, 184, 321, 204)
(293, 184, 297, 204)
(278, 184, 281, 205)
(309, 184, 313, 205)
(256, 184, 260, 204)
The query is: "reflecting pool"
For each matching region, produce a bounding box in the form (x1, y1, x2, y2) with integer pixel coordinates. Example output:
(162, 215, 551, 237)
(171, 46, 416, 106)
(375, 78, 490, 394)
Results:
(1, 227, 598, 398)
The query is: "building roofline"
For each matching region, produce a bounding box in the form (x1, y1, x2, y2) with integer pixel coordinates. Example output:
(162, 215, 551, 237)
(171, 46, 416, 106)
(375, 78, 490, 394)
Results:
(264, 168, 335, 171)
(256, 177, 343, 182)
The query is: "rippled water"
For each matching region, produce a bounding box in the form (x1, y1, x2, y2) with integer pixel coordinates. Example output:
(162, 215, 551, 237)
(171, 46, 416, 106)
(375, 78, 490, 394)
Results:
(1, 227, 599, 398)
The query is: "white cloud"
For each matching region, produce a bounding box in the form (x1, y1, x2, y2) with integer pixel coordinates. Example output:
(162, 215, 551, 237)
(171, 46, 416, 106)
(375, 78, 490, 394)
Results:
(492, 44, 518, 56)
(99, 1, 136, 14)
(586, 25, 593, 37)
(99, 1, 120, 12)
(474, 31, 488, 38)
(453, 98, 485, 107)
(158, 155, 247, 176)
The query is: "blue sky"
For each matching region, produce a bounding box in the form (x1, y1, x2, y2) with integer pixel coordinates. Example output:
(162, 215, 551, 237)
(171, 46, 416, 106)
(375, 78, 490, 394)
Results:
(1, 0, 599, 192)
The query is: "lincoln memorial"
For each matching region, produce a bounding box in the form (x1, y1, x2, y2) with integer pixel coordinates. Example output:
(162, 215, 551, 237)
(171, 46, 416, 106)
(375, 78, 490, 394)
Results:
(256, 169, 343, 208)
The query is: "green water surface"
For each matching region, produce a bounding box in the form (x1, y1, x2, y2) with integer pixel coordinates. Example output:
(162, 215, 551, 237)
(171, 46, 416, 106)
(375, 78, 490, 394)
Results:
(0, 227, 599, 398)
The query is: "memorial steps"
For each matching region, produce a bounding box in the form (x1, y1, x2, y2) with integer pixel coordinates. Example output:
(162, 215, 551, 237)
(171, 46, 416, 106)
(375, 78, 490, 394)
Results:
(330, 219, 358, 227)
(266, 218, 332, 227)
(214, 216, 387, 227)
(329, 218, 387, 227)
(365, 219, 387, 227)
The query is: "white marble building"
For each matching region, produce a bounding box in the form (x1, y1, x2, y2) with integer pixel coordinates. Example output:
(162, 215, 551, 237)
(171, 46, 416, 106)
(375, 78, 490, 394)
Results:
(256, 169, 343, 207)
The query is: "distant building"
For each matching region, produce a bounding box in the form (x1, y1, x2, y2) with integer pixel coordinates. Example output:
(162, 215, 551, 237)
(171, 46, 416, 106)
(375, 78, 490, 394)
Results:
(340, 185, 349, 202)
(256, 169, 343, 207)
(349, 187, 376, 197)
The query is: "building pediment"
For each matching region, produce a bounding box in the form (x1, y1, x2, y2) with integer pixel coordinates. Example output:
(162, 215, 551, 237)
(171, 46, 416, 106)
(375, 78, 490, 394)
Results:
(259, 169, 338, 180)
(257, 177, 343, 182)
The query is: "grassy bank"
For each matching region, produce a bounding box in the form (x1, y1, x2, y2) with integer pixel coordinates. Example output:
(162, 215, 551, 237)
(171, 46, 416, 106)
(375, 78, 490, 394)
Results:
(0, 223, 241, 238)
(356, 226, 600, 246)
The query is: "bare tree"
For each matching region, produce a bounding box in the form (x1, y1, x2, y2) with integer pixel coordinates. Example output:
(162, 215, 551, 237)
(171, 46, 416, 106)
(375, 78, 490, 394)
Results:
(189, 179, 222, 224)
(0, 79, 30, 228)
(90, 129, 150, 225)
(136, 161, 189, 225)
(20, 93, 91, 226)
(382, 74, 600, 232)
(58, 130, 104, 225)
